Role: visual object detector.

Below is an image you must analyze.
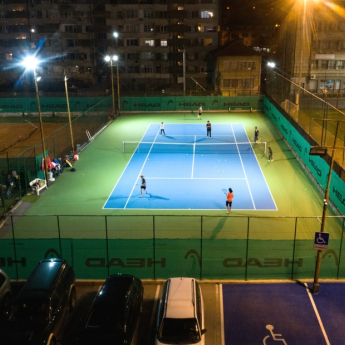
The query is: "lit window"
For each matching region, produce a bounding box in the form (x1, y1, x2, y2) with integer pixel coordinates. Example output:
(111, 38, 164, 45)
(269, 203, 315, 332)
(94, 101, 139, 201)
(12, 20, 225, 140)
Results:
(6, 53, 13, 60)
(161, 40, 167, 46)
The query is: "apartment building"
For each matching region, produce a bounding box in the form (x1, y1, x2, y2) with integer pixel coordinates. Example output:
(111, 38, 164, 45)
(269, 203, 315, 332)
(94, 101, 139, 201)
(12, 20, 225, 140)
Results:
(278, 0, 345, 95)
(0, 0, 219, 93)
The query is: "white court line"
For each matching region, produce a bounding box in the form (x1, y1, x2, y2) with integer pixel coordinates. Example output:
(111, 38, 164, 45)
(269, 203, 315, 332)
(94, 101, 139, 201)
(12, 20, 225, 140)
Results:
(143, 177, 247, 180)
(160, 134, 234, 137)
(124, 128, 160, 209)
(102, 124, 151, 209)
(304, 283, 331, 345)
(242, 124, 278, 210)
(192, 135, 196, 178)
(231, 124, 256, 209)
(219, 284, 225, 345)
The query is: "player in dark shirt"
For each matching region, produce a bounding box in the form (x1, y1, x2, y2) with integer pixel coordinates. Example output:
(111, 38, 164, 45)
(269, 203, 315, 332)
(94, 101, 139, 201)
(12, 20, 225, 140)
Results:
(206, 121, 212, 138)
(140, 174, 148, 197)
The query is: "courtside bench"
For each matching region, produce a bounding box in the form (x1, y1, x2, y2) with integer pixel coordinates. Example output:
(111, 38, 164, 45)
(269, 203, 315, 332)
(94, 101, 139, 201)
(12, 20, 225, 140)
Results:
(29, 178, 47, 195)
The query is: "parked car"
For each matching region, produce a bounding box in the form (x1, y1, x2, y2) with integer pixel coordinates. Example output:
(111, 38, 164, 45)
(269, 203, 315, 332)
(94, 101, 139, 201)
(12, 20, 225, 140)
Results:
(0, 269, 11, 315)
(77, 273, 144, 345)
(3, 258, 76, 345)
(156, 277, 207, 345)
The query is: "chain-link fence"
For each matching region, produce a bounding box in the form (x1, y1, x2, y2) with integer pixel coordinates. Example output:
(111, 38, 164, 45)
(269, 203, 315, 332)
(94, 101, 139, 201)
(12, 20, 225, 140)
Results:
(0, 96, 112, 207)
(266, 72, 345, 169)
(1, 214, 344, 281)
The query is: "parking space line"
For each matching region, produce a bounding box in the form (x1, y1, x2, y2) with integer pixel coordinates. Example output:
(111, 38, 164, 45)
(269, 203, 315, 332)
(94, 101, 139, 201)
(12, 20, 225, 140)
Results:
(218, 284, 225, 345)
(304, 283, 331, 345)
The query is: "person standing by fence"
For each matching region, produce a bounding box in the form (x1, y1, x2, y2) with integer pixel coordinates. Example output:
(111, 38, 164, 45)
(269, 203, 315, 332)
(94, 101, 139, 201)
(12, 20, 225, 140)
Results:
(198, 106, 202, 120)
(5, 174, 12, 199)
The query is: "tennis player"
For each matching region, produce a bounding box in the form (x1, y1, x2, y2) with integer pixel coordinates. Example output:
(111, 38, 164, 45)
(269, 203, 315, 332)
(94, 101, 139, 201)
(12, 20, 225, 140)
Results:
(226, 188, 233, 213)
(206, 121, 211, 138)
(268, 147, 273, 161)
(160, 122, 165, 135)
(140, 174, 148, 197)
(254, 126, 259, 143)
(198, 106, 202, 120)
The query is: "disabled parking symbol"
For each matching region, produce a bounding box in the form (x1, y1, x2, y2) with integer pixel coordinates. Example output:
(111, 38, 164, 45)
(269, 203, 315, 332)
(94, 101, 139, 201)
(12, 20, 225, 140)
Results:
(263, 325, 287, 345)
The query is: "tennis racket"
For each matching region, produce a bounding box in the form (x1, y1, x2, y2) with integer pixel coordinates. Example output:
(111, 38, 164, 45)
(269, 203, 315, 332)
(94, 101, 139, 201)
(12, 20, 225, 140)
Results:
(222, 188, 227, 195)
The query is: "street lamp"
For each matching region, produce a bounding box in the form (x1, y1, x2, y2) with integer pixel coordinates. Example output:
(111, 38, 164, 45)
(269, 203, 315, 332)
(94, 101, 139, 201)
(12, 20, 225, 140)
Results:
(64, 71, 75, 153)
(21, 56, 49, 185)
(105, 55, 120, 115)
(296, 0, 307, 107)
(113, 32, 119, 46)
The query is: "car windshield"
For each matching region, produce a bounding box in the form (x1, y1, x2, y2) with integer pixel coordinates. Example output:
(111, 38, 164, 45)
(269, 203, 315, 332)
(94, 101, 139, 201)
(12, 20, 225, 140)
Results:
(11, 301, 49, 325)
(158, 318, 201, 344)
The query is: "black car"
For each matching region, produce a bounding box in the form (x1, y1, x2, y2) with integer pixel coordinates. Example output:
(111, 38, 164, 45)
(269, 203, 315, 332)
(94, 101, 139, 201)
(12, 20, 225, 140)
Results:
(78, 273, 144, 345)
(2, 258, 76, 345)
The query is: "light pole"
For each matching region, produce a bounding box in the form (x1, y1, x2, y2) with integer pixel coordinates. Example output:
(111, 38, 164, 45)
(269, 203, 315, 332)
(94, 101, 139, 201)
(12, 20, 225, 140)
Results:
(22, 56, 49, 185)
(113, 32, 118, 46)
(296, 0, 307, 107)
(105, 55, 115, 114)
(113, 55, 120, 115)
(64, 71, 75, 153)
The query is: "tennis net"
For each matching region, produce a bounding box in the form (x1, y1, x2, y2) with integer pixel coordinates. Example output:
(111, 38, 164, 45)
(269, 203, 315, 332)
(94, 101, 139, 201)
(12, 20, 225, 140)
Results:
(122, 141, 266, 154)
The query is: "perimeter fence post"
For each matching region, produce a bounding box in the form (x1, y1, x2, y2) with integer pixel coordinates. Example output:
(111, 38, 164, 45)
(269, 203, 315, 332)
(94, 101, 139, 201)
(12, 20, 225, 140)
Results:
(57, 215, 62, 257)
(291, 217, 298, 280)
(153, 215, 156, 280)
(10, 216, 19, 280)
(200, 216, 203, 281)
(105, 215, 109, 278)
(337, 218, 345, 279)
(245, 217, 250, 281)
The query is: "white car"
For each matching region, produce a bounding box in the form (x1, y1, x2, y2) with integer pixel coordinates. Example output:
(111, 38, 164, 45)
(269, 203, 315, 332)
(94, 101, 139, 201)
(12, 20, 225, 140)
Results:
(156, 277, 206, 345)
(0, 269, 11, 314)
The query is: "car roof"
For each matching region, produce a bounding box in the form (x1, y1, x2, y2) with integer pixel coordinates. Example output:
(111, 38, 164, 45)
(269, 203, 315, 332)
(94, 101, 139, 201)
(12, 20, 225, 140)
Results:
(166, 278, 195, 319)
(23, 259, 65, 293)
(86, 274, 137, 326)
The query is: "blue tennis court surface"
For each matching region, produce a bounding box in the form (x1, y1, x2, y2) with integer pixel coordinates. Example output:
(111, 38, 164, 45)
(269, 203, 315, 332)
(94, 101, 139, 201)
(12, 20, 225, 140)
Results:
(222, 283, 345, 345)
(103, 124, 277, 210)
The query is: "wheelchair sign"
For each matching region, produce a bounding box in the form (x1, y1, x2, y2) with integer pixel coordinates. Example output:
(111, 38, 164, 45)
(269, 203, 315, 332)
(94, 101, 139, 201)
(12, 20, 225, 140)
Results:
(313, 232, 329, 251)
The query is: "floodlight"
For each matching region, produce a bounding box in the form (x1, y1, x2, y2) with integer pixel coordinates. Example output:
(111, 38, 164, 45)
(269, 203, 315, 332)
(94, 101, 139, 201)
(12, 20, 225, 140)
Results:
(104, 55, 111, 62)
(22, 56, 39, 70)
(113, 32, 119, 38)
(113, 55, 118, 61)
(267, 62, 276, 68)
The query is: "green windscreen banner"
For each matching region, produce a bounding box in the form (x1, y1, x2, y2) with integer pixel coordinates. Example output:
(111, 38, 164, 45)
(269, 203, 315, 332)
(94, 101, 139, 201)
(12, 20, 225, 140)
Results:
(120, 96, 264, 112)
(0, 97, 107, 114)
(264, 97, 345, 215)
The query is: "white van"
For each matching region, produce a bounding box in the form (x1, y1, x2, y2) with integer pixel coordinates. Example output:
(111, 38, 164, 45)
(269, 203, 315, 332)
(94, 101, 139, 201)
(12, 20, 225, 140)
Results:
(156, 277, 207, 345)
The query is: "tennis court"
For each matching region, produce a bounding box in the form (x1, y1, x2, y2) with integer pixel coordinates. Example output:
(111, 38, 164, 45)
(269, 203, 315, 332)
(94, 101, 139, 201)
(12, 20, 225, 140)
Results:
(103, 123, 276, 210)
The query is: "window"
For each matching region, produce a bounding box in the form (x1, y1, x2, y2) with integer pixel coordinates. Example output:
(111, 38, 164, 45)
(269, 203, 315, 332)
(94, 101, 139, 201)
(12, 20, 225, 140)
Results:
(202, 38, 212, 46)
(188, 11, 197, 18)
(65, 25, 77, 33)
(123, 10, 138, 18)
(62, 11, 74, 19)
(141, 52, 154, 60)
(145, 40, 154, 46)
(66, 39, 77, 47)
(323, 40, 330, 49)
(127, 39, 139, 46)
(159, 11, 167, 18)
(128, 66, 140, 73)
(144, 10, 154, 18)
(6, 53, 13, 60)
(187, 53, 195, 60)
(1, 11, 8, 19)
(160, 25, 167, 32)
(127, 53, 139, 60)
(144, 25, 154, 32)
(67, 53, 76, 60)
(98, 33, 107, 39)
(161, 40, 167, 46)
(124, 25, 139, 33)
(162, 66, 169, 73)
(142, 65, 153, 73)
(161, 53, 168, 60)
(321, 60, 328, 69)
(47, 10, 59, 19)
(244, 78, 254, 88)
(336, 60, 345, 69)
(201, 11, 213, 18)
(329, 60, 336, 69)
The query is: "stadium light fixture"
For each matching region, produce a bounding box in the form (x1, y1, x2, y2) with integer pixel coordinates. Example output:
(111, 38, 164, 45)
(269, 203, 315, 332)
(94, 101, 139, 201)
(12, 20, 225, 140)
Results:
(105, 55, 120, 115)
(267, 62, 276, 68)
(21, 55, 49, 185)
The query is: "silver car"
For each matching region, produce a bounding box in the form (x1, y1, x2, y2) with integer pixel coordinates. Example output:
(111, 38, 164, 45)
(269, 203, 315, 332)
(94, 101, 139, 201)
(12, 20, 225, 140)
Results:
(0, 269, 11, 314)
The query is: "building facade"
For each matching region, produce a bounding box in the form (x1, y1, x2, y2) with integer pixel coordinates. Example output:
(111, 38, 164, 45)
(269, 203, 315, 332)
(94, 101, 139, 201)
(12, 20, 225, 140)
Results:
(0, 0, 219, 93)
(278, 0, 345, 96)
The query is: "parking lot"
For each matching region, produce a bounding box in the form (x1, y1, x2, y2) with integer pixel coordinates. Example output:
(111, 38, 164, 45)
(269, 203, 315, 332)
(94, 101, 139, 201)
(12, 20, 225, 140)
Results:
(6, 281, 345, 345)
